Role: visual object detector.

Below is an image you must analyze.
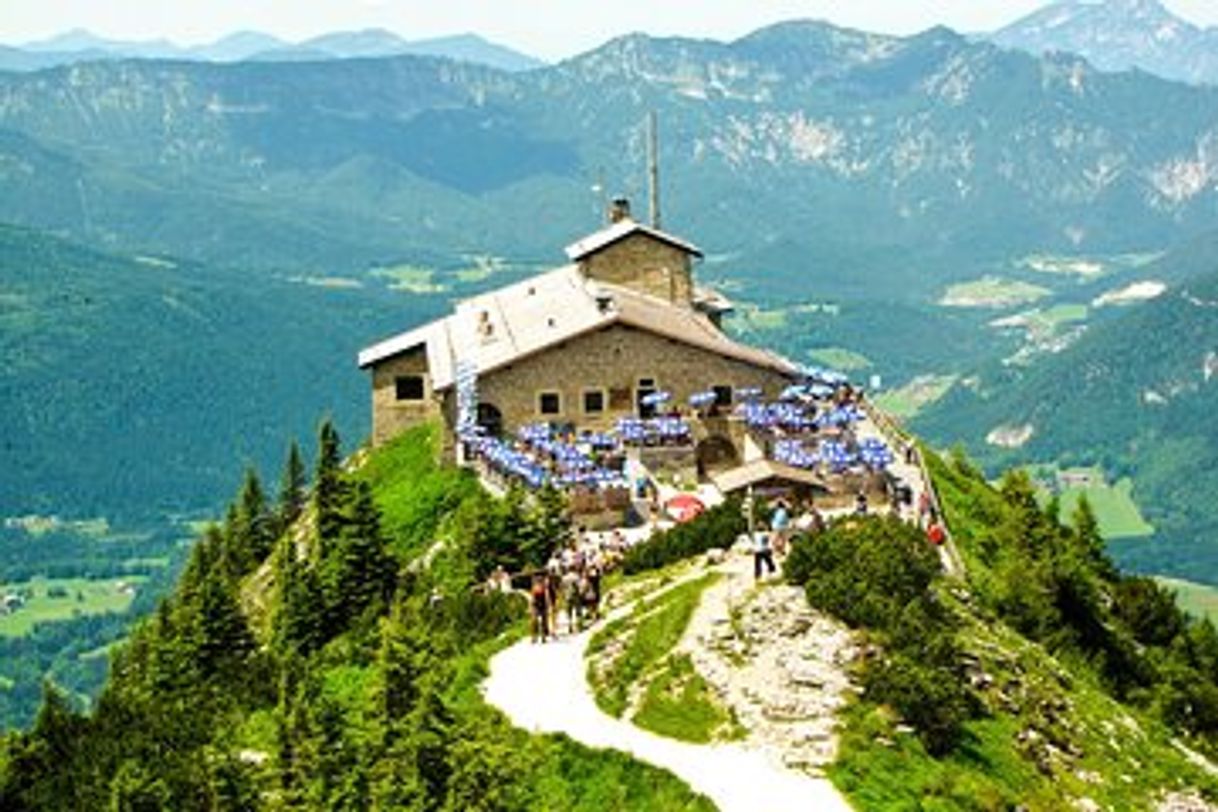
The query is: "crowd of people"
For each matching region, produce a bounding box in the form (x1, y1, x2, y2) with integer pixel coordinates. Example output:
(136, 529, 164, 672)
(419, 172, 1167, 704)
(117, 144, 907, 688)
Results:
(506, 530, 634, 644)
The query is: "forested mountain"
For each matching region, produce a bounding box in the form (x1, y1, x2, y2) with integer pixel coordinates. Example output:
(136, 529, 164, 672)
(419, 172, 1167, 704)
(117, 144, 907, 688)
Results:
(2, 22, 1218, 302)
(990, 0, 1218, 86)
(0, 224, 437, 521)
(916, 257, 1218, 581)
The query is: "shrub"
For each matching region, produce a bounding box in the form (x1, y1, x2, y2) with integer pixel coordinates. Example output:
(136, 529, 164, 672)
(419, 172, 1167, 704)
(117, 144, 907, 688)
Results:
(786, 515, 971, 754)
(621, 498, 746, 575)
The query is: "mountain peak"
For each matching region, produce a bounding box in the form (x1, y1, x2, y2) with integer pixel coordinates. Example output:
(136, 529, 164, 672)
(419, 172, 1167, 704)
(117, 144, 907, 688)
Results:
(989, 0, 1216, 84)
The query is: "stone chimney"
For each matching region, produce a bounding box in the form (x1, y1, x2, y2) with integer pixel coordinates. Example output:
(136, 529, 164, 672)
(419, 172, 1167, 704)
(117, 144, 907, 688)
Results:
(608, 197, 632, 224)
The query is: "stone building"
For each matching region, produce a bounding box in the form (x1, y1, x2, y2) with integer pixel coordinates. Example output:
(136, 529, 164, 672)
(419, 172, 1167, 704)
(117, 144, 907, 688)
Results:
(357, 201, 798, 458)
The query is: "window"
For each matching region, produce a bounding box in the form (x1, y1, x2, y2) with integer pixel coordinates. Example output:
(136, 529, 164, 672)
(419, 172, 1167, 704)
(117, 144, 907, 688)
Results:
(609, 387, 632, 409)
(539, 391, 561, 415)
(713, 385, 733, 407)
(637, 378, 658, 418)
(395, 375, 425, 401)
(583, 390, 605, 414)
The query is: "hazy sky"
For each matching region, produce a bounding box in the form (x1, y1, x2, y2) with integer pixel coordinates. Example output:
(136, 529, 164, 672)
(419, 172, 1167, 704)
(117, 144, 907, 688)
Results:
(5, 1, 1218, 61)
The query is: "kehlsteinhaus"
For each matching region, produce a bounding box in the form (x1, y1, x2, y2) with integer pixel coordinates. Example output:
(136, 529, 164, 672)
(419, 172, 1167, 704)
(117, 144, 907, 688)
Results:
(358, 199, 799, 470)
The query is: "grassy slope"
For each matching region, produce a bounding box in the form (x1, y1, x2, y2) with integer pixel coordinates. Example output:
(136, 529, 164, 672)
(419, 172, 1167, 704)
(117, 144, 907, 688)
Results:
(826, 451, 1218, 810)
(320, 427, 715, 810)
(588, 573, 719, 719)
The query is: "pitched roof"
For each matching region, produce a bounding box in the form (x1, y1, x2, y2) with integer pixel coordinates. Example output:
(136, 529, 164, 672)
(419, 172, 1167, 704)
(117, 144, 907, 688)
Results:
(564, 219, 703, 261)
(357, 265, 797, 387)
(712, 460, 831, 494)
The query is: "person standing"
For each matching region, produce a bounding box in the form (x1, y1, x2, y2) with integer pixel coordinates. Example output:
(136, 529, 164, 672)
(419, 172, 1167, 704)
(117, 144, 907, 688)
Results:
(753, 530, 776, 580)
(545, 556, 562, 638)
(562, 567, 583, 634)
(530, 574, 549, 644)
(770, 500, 791, 558)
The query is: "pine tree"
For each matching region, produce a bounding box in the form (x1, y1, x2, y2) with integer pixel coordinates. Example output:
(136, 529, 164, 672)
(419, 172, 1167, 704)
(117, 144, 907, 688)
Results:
(335, 481, 396, 621)
(193, 569, 255, 680)
(375, 599, 431, 730)
(272, 536, 325, 656)
(108, 759, 172, 812)
(315, 420, 347, 549)
(1070, 495, 1115, 580)
(524, 484, 571, 567)
(235, 467, 273, 570)
(278, 440, 308, 533)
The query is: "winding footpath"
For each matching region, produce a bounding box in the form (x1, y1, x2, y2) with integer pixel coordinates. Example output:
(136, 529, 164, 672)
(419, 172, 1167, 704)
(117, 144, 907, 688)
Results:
(482, 569, 854, 812)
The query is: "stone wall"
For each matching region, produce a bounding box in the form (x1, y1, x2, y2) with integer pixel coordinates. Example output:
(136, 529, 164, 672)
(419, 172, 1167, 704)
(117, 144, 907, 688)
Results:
(580, 233, 692, 305)
(471, 323, 792, 436)
(369, 346, 441, 446)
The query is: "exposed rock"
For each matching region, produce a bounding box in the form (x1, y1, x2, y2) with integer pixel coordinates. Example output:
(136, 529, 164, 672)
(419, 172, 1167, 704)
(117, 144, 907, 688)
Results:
(1158, 791, 1218, 812)
(677, 568, 859, 776)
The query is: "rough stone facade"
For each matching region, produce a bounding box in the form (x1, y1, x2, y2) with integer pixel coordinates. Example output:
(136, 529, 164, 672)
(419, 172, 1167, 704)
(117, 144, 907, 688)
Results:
(370, 346, 441, 446)
(471, 323, 790, 436)
(579, 233, 693, 306)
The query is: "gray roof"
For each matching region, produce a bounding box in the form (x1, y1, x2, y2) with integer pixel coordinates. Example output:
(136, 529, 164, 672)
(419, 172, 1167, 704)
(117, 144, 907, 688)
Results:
(357, 265, 796, 387)
(564, 219, 703, 261)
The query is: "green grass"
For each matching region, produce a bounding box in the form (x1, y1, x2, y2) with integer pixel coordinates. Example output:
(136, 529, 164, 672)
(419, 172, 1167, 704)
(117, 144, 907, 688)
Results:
(1157, 578, 1218, 622)
(875, 375, 958, 419)
(0, 576, 146, 637)
(589, 573, 719, 718)
(356, 424, 482, 559)
(1058, 477, 1155, 539)
(807, 346, 872, 371)
(941, 277, 1052, 309)
(369, 263, 447, 294)
(633, 653, 743, 743)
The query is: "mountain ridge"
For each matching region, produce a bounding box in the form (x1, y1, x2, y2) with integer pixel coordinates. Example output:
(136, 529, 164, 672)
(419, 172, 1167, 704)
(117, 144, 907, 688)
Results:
(990, 0, 1218, 85)
(4, 27, 544, 72)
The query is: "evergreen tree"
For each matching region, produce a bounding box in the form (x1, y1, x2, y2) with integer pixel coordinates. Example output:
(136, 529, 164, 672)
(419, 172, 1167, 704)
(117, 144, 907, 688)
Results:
(193, 569, 255, 680)
(524, 484, 571, 568)
(108, 759, 171, 812)
(234, 467, 273, 571)
(278, 440, 308, 533)
(315, 420, 347, 549)
(341, 481, 397, 616)
(1070, 496, 1115, 580)
(272, 536, 325, 656)
(375, 598, 432, 731)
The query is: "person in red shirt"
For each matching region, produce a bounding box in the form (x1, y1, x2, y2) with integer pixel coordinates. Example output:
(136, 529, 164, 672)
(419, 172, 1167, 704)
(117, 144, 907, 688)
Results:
(927, 522, 946, 546)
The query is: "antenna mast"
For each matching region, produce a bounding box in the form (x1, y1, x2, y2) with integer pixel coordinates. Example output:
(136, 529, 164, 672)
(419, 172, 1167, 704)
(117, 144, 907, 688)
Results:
(647, 111, 661, 229)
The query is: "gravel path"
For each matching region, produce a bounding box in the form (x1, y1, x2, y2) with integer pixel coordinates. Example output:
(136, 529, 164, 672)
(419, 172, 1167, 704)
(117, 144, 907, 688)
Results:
(482, 565, 854, 812)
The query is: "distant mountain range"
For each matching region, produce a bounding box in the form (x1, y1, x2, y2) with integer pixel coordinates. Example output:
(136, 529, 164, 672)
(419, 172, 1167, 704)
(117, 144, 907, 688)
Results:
(989, 0, 1218, 85)
(0, 27, 544, 72)
(2, 22, 1217, 299)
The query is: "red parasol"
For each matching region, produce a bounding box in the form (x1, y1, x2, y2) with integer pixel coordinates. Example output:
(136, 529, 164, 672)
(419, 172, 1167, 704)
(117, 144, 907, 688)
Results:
(666, 494, 706, 523)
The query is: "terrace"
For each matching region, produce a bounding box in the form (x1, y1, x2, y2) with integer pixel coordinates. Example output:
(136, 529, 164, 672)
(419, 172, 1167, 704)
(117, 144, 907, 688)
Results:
(460, 366, 909, 527)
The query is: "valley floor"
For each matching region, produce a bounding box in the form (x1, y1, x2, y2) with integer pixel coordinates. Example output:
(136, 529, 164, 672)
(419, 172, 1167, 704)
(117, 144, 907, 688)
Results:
(482, 557, 853, 812)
